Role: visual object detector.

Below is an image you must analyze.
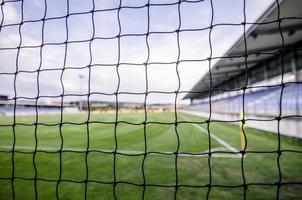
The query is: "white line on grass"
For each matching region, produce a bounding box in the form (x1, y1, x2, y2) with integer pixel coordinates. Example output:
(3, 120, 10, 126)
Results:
(0, 145, 240, 158)
(181, 114, 240, 155)
(191, 123, 239, 153)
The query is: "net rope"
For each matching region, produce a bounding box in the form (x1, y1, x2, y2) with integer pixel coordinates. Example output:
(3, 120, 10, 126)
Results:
(0, 0, 301, 199)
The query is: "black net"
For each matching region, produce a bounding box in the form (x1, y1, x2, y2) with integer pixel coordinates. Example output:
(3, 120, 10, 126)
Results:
(0, 0, 302, 199)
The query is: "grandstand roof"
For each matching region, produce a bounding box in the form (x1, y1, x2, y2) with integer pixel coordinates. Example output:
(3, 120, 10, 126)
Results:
(184, 0, 302, 100)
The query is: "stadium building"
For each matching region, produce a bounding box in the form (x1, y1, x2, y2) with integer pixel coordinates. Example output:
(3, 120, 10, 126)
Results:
(0, 99, 78, 116)
(184, 0, 302, 138)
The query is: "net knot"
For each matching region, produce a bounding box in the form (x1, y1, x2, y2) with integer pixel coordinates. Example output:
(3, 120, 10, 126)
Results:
(275, 182, 281, 187)
(280, 82, 285, 88)
(275, 116, 281, 121)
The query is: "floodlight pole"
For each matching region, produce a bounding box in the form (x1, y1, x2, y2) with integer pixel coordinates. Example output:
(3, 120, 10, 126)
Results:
(79, 74, 84, 113)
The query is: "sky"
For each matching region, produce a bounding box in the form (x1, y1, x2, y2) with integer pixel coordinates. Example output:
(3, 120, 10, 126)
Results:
(0, 0, 274, 104)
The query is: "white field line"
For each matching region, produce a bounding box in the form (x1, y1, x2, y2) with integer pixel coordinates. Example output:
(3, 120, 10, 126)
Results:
(181, 114, 240, 156)
(0, 145, 240, 158)
(191, 123, 239, 153)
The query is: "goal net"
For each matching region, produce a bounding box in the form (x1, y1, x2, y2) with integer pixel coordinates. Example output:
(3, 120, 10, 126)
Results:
(0, 0, 301, 199)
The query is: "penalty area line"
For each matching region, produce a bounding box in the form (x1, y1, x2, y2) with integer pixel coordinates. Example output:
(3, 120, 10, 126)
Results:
(181, 114, 240, 157)
(0, 145, 240, 158)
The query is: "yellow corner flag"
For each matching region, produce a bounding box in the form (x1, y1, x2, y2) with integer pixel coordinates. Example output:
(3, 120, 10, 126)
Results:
(240, 110, 246, 151)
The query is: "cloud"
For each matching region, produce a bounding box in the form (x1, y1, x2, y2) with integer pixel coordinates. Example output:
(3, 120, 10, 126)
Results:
(0, 26, 234, 102)
(2, 2, 20, 24)
(0, 0, 275, 103)
(0, 31, 20, 47)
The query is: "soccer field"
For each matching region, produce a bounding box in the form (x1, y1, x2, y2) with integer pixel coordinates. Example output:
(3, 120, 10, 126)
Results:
(0, 112, 301, 200)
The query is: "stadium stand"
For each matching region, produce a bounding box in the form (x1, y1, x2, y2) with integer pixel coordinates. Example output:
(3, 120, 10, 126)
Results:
(186, 84, 301, 116)
(184, 0, 302, 138)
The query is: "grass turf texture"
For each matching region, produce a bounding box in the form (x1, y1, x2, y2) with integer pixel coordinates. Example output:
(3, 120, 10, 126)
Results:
(0, 112, 301, 200)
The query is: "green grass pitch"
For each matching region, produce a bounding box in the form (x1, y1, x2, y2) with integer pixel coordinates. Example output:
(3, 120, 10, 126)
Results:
(0, 112, 301, 200)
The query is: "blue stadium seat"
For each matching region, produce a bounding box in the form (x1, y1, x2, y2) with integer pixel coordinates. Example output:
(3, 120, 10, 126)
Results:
(193, 83, 301, 116)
